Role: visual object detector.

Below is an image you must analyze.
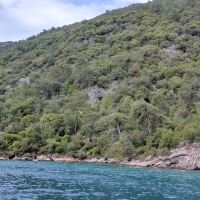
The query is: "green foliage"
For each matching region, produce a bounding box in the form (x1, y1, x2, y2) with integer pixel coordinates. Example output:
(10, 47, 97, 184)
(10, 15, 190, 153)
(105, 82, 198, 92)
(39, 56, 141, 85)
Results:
(20, 138, 30, 153)
(159, 128, 178, 149)
(40, 113, 65, 135)
(6, 133, 18, 145)
(174, 115, 200, 143)
(77, 150, 86, 160)
(0, 0, 200, 158)
(10, 141, 21, 150)
(89, 146, 101, 157)
(0, 132, 8, 150)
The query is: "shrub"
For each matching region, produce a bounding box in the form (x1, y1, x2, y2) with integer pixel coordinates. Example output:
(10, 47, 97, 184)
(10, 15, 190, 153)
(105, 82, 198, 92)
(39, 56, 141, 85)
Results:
(55, 146, 63, 153)
(77, 150, 86, 160)
(6, 134, 18, 145)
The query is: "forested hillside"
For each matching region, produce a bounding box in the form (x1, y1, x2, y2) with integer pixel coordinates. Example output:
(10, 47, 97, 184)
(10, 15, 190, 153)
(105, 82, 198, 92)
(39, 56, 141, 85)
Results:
(0, 0, 200, 160)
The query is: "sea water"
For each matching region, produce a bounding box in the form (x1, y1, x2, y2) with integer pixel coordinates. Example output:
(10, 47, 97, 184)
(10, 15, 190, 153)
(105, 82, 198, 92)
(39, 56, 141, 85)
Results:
(0, 160, 199, 200)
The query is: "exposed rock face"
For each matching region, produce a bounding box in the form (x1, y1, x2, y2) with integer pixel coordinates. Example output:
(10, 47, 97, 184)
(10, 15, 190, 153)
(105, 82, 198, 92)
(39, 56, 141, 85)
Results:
(144, 144, 200, 170)
(36, 155, 52, 161)
(75, 37, 93, 46)
(86, 158, 118, 164)
(87, 85, 115, 103)
(86, 143, 200, 170)
(164, 45, 176, 56)
(51, 156, 80, 162)
(17, 77, 30, 86)
(13, 156, 32, 161)
(36, 155, 79, 162)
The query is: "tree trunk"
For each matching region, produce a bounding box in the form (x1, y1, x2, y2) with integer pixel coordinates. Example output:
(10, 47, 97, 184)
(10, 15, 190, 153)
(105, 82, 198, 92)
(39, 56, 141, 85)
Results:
(89, 132, 92, 142)
(144, 105, 151, 135)
(74, 109, 78, 134)
(116, 121, 122, 139)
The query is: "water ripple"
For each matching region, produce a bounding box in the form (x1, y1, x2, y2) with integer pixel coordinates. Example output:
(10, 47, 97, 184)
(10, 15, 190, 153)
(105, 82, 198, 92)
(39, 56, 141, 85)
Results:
(0, 161, 199, 200)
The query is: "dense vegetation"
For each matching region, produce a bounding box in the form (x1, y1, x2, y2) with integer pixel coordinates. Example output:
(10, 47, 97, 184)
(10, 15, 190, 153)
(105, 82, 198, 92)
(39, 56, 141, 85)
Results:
(0, 0, 200, 160)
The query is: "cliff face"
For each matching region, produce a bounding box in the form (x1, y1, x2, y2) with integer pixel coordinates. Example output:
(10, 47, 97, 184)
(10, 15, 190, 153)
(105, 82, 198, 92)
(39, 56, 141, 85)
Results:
(86, 143, 200, 170)
(128, 144, 200, 170)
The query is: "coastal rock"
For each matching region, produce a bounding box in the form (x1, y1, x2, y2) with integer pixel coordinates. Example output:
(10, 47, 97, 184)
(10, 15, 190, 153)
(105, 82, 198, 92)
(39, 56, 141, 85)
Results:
(35, 155, 80, 162)
(1, 143, 199, 171)
(86, 157, 100, 163)
(36, 155, 52, 161)
(12, 156, 32, 161)
(106, 158, 119, 164)
(12, 156, 25, 161)
(85, 143, 200, 170)
(96, 158, 105, 163)
(85, 157, 119, 164)
(145, 155, 153, 162)
(52, 156, 80, 162)
(138, 144, 200, 170)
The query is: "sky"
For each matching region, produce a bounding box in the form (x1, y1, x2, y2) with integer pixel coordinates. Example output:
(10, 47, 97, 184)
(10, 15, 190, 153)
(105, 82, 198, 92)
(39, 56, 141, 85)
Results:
(0, 0, 150, 42)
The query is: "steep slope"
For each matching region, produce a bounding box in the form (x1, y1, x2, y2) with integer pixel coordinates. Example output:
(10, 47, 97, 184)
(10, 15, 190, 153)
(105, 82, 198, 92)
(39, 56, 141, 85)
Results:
(0, 0, 200, 160)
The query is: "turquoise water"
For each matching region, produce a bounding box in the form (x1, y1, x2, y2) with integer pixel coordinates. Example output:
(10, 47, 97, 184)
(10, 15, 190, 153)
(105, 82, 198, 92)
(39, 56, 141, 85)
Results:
(0, 161, 199, 200)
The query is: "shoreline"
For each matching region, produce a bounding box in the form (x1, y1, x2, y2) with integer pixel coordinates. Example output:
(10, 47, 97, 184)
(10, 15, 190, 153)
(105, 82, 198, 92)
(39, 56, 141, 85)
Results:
(0, 143, 199, 171)
(87, 142, 200, 170)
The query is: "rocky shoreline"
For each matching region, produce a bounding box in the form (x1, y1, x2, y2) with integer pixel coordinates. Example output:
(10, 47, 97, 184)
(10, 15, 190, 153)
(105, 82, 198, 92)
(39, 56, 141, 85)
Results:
(0, 155, 82, 162)
(0, 143, 199, 171)
(86, 143, 200, 170)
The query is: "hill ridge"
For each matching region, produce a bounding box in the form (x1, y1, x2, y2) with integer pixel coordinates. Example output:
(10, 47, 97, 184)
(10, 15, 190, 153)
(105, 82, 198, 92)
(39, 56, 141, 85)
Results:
(0, 0, 200, 162)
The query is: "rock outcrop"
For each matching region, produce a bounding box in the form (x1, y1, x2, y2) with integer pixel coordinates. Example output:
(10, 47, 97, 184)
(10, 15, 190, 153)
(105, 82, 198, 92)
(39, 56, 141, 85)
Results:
(36, 155, 52, 161)
(17, 77, 30, 86)
(13, 156, 32, 161)
(87, 85, 115, 103)
(86, 158, 119, 164)
(51, 156, 80, 162)
(36, 155, 80, 162)
(86, 143, 200, 170)
(163, 45, 176, 56)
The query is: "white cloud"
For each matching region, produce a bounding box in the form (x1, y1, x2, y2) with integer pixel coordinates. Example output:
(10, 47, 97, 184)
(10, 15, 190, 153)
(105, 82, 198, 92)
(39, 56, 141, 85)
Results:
(0, 0, 150, 42)
(0, 0, 104, 41)
(114, 0, 151, 7)
(116, 0, 149, 3)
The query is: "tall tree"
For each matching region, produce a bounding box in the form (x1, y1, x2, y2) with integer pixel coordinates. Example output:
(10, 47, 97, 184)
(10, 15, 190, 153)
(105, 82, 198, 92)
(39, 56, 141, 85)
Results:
(64, 91, 88, 134)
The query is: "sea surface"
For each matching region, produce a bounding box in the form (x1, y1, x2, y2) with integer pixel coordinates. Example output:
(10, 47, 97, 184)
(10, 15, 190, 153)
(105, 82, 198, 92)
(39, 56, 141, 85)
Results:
(0, 161, 199, 200)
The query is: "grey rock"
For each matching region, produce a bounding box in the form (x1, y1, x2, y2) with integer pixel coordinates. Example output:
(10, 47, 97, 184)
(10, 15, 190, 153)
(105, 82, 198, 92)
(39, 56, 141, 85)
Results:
(12, 156, 32, 161)
(36, 155, 51, 161)
(17, 77, 30, 86)
(85, 143, 200, 170)
(145, 155, 153, 162)
(164, 45, 176, 56)
(87, 85, 115, 103)
(140, 144, 200, 170)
